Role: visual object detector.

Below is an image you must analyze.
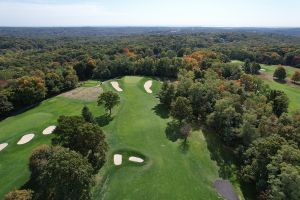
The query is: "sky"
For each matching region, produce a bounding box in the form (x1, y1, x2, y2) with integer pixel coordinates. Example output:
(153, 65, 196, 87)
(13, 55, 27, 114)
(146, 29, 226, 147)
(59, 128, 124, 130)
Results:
(0, 0, 299, 27)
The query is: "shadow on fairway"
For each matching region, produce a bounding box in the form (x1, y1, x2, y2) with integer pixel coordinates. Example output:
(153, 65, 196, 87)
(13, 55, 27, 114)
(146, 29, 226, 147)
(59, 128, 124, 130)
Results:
(96, 114, 114, 127)
(165, 120, 182, 142)
(202, 127, 257, 200)
(152, 104, 169, 119)
(179, 140, 190, 154)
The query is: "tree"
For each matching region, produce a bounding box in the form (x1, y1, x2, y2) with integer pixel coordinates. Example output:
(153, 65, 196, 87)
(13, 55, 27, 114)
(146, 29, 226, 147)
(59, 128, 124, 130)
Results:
(45, 72, 63, 95)
(267, 145, 300, 200)
(291, 71, 300, 83)
(267, 90, 289, 117)
(180, 123, 192, 143)
(158, 81, 175, 108)
(189, 82, 219, 119)
(273, 67, 287, 81)
(243, 59, 251, 74)
(0, 92, 13, 116)
(206, 96, 242, 145)
(176, 69, 194, 97)
(52, 116, 108, 171)
(4, 190, 33, 200)
(30, 145, 94, 200)
(11, 76, 46, 106)
(98, 91, 120, 115)
(241, 134, 287, 190)
(171, 97, 192, 123)
(82, 106, 94, 123)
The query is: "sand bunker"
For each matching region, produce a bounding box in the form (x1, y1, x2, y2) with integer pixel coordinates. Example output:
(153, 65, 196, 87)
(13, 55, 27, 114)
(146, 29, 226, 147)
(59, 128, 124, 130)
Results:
(111, 81, 123, 92)
(17, 134, 35, 145)
(144, 80, 153, 93)
(129, 156, 144, 163)
(114, 154, 122, 165)
(0, 143, 8, 151)
(42, 125, 56, 135)
(259, 69, 266, 72)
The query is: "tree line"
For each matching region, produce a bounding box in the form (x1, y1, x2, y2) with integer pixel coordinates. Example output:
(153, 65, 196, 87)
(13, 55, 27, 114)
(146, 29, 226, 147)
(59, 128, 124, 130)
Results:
(158, 57, 299, 199)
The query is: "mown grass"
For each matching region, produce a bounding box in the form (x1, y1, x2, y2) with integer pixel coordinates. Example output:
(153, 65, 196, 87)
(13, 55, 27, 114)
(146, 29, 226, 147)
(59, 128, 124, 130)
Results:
(0, 76, 243, 200)
(93, 76, 222, 200)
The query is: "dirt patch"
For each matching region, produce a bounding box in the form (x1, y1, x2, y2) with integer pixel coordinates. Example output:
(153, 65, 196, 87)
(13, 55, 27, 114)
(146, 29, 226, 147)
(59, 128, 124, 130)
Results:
(214, 180, 239, 200)
(59, 86, 102, 101)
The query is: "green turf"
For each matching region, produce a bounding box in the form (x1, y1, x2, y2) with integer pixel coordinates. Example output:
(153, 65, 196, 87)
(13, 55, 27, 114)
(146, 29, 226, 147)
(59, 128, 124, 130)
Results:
(81, 80, 101, 87)
(0, 97, 103, 198)
(0, 76, 242, 200)
(92, 76, 222, 200)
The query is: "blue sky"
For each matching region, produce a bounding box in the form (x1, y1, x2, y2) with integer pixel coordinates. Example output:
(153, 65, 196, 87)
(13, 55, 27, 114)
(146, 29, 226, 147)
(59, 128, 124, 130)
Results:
(0, 0, 299, 27)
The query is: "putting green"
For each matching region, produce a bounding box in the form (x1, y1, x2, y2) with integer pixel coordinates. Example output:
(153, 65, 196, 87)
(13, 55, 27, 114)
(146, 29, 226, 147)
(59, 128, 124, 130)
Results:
(93, 76, 221, 200)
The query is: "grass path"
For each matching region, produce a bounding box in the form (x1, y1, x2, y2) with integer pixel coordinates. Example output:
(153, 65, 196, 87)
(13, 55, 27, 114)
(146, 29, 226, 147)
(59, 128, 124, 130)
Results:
(93, 76, 221, 200)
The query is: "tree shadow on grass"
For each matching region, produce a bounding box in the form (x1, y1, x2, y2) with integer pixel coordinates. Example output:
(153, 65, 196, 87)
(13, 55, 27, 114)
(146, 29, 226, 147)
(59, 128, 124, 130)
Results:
(152, 104, 169, 119)
(202, 127, 257, 200)
(178, 140, 190, 154)
(95, 114, 113, 127)
(165, 120, 182, 142)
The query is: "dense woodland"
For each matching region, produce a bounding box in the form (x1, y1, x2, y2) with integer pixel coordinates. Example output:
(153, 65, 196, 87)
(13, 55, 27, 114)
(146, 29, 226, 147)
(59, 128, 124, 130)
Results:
(1, 28, 300, 200)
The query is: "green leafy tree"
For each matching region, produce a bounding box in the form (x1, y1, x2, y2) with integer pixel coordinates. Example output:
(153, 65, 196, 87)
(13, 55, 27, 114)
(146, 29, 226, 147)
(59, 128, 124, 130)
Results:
(0, 92, 13, 116)
(241, 134, 287, 190)
(29, 145, 94, 200)
(82, 106, 94, 123)
(267, 90, 289, 117)
(53, 116, 108, 171)
(45, 72, 63, 95)
(189, 82, 219, 119)
(206, 96, 242, 145)
(273, 66, 287, 81)
(98, 91, 120, 115)
(267, 145, 300, 200)
(4, 190, 33, 200)
(176, 69, 194, 97)
(158, 81, 175, 108)
(171, 96, 192, 123)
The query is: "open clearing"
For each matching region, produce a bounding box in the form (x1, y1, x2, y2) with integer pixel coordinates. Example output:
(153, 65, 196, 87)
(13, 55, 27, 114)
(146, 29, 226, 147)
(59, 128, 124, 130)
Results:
(59, 86, 102, 101)
(0, 76, 242, 200)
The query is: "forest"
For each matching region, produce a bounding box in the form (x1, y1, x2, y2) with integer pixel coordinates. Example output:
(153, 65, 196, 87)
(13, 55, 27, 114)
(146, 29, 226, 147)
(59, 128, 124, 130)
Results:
(1, 28, 300, 200)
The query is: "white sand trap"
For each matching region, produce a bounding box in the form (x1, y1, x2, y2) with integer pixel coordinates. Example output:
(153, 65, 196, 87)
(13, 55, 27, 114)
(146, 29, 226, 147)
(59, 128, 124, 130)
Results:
(0, 143, 8, 151)
(114, 154, 122, 165)
(111, 81, 123, 92)
(144, 80, 153, 93)
(129, 156, 144, 163)
(17, 134, 35, 145)
(42, 125, 56, 135)
(260, 69, 266, 72)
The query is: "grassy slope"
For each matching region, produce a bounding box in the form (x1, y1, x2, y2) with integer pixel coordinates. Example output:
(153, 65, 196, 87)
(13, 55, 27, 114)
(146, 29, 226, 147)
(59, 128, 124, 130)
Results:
(231, 60, 300, 112)
(0, 92, 103, 198)
(93, 76, 221, 200)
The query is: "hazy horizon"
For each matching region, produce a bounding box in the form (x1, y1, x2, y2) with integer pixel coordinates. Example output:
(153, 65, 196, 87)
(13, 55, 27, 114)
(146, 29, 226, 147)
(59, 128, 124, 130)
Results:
(0, 0, 299, 27)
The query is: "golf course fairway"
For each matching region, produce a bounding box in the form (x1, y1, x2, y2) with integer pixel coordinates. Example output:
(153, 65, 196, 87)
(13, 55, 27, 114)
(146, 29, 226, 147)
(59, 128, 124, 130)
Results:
(94, 76, 221, 200)
(0, 76, 229, 200)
